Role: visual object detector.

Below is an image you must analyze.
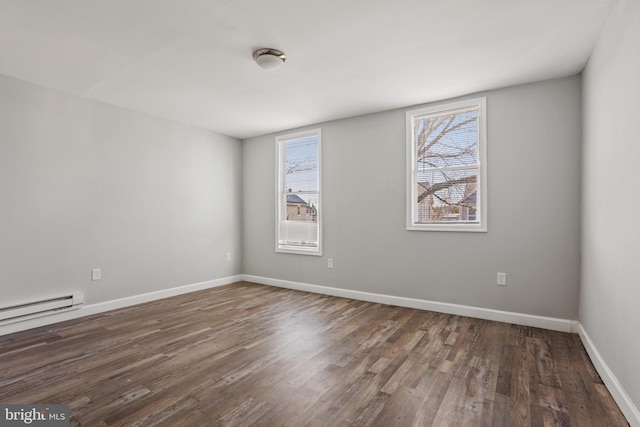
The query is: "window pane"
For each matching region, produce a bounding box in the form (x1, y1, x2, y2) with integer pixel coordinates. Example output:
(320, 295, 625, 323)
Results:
(414, 107, 479, 170)
(284, 135, 318, 193)
(279, 192, 319, 247)
(416, 168, 478, 223)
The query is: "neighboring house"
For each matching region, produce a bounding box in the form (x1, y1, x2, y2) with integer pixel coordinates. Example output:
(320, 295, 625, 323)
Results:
(286, 194, 317, 221)
(459, 187, 477, 221)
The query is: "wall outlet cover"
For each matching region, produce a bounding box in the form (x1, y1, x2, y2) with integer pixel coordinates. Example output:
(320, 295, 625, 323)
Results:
(497, 272, 507, 286)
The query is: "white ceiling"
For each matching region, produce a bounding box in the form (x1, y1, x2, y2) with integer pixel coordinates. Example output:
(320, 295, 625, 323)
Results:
(0, 0, 615, 139)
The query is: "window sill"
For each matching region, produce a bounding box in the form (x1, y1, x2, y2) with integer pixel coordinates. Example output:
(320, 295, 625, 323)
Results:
(406, 223, 487, 232)
(276, 245, 323, 256)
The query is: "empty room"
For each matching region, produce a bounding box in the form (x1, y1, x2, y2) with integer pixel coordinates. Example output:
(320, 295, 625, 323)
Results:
(0, 0, 638, 426)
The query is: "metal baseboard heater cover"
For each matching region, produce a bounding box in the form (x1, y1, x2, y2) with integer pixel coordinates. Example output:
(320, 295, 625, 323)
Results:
(0, 292, 84, 325)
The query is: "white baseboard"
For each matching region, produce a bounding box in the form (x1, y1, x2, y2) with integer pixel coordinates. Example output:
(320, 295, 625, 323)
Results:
(0, 275, 243, 337)
(242, 274, 575, 332)
(575, 322, 640, 427)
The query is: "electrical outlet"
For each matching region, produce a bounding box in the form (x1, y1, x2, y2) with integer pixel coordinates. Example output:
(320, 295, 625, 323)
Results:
(327, 258, 334, 269)
(92, 268, 101, 281)
(226, 252, 231, 261)
(497, 272, 507, 286)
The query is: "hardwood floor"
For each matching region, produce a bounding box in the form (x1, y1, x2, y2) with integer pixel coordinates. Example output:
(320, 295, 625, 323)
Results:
(0, 282, 628, 426)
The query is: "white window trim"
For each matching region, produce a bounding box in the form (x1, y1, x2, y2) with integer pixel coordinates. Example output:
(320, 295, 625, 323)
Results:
(406, 97, 487, 232)
(275, 128, 323, 255)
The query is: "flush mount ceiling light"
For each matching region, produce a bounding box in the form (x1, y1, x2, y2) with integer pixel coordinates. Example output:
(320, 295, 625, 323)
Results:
(252, 48, 286, 70)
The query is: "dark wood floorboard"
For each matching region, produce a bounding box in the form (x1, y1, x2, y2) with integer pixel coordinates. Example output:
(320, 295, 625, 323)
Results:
(0, 282, 629, 426)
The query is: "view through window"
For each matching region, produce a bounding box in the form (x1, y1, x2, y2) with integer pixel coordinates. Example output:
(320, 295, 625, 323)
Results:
(407, 98, 486, 231)
(276, 129, 322, 254)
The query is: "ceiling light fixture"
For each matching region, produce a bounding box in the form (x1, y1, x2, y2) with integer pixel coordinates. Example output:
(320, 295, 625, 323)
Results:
(252, 48, 286, 70)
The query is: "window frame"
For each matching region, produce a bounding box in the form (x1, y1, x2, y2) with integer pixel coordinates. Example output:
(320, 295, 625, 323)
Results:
(406, 97, 487, 232)
(275, 128, 323, 255)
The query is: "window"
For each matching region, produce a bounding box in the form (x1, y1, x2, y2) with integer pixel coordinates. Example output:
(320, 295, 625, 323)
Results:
(276, 129, 322, 255)
(406, 98, 487, 232)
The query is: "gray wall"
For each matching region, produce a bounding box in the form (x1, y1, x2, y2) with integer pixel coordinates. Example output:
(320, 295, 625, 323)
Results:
(0, 75, 242, 306)
(581, 0, 640, 409)
(243, 77, 582, 319)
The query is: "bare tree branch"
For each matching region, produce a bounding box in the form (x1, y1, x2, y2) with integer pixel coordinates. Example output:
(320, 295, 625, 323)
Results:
(416, 116, 476, 159)
(417, 175, 476, 203)
(432, 192, 475, 209)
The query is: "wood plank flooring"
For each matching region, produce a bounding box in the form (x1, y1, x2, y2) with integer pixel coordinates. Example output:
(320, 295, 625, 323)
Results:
(0, 282, 628, 426)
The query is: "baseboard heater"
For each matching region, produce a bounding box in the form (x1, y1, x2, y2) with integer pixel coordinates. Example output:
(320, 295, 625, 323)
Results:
(0, 292, 84, 325)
